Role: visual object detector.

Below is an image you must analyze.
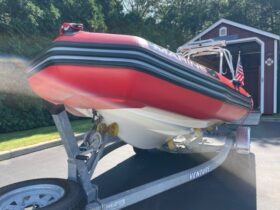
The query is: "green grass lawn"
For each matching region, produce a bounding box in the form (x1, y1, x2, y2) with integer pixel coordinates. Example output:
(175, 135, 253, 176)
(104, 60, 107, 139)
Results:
(0, 119, 92, 152)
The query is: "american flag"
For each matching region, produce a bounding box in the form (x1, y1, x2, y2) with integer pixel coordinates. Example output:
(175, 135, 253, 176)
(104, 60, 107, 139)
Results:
(235, 53, 244, 86)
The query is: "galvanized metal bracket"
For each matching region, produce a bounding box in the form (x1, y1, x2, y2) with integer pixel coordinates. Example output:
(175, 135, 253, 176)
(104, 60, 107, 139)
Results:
(235, 126, 251, 154)
(51, 106, 124, 203)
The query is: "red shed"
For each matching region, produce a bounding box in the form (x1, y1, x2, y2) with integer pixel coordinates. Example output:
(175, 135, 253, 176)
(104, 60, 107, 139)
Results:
(184, 19, 280, 114)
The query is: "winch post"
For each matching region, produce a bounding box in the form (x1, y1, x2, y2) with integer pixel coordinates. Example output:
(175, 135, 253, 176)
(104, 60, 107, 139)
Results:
(51, 105, 98, 202)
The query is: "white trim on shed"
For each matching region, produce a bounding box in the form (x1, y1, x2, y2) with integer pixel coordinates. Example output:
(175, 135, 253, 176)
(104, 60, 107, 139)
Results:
(219, 26, 227, 37)
(187, 19, 280, 44)
(274, 40, 278, 113)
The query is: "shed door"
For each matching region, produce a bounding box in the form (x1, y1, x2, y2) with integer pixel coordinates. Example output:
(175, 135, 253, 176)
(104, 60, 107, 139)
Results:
(220, 53, 260, 110)
(226, 42, 261, 111)
(244, 66, 260, 110)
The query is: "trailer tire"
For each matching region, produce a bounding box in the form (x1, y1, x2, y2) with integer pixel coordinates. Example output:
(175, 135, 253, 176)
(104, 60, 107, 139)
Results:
(0, 178, 86, 210)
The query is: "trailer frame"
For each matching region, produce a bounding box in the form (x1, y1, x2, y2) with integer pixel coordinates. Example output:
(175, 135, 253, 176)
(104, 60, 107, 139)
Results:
(50, 106, 248, 210)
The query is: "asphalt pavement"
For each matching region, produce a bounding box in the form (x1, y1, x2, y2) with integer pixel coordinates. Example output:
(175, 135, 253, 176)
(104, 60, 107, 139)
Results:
(0, 121, 280, 210)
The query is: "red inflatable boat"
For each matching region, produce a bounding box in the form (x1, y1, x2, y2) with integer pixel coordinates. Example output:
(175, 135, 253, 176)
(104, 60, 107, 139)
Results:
(28, 23, 252, 149)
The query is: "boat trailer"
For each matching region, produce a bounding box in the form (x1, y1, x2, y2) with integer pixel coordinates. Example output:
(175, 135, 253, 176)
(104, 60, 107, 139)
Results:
(0, 106, 251, 210)
(52, 106, 250, 210)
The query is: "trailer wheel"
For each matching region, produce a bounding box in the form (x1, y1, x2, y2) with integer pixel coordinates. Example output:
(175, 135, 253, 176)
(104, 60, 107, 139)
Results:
(0, 178, 86, 210)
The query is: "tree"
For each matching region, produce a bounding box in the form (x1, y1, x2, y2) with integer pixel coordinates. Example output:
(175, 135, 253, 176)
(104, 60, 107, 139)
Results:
(96, 0, 124, 33)
(52, 0, 106, 32)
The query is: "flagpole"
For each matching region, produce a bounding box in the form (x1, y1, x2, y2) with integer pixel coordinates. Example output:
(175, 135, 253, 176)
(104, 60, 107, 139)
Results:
(236, 51, 241, 75)
(235, 51, 240, 77)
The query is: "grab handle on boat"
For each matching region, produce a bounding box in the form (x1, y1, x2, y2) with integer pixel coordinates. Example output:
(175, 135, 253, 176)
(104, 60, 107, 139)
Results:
(60, 22, 84, 35)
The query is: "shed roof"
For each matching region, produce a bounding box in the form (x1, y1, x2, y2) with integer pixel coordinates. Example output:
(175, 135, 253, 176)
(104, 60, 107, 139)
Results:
(187, 18, 280, 44)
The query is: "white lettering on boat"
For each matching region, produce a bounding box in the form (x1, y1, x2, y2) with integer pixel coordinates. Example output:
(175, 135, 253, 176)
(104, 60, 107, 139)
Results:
(147, 41, 209, 75)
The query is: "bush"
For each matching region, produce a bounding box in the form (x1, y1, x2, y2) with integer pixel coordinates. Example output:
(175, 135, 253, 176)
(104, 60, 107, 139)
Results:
(0, 58, 57, 133)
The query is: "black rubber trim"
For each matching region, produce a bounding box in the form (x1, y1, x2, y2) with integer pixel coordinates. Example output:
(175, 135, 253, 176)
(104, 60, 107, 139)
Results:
(29, 53, 251, 109)
(29, 56, 251, 109)
(28, 41, 252, 109)
(31, 41, 220, 83)
(33, 47, 250, 105)
(30, 41, 251, 101)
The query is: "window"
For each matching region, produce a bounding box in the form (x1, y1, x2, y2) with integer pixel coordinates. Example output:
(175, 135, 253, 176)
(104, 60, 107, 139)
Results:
(219, 27, 227, 37)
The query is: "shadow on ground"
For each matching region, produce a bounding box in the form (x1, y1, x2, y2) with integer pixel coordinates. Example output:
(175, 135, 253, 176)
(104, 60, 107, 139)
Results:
(93, 151, 256, 210)
(251, 121, 280, 147)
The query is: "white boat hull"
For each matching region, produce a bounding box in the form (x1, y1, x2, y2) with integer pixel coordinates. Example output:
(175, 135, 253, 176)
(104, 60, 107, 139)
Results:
(69, 106, 221, 149)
